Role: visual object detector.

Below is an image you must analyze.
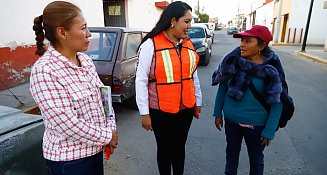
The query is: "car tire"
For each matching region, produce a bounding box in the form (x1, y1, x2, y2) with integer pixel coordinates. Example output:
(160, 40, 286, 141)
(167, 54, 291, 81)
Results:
(125, 96, 138, 109)
(201, 50, 210, 66)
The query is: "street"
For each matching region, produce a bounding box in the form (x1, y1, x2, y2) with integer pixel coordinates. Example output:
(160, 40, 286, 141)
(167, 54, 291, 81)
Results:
(103, 29, 327, 175)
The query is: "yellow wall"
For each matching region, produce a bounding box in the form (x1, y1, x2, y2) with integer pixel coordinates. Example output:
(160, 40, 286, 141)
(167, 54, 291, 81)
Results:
(273, 0, 292, 43)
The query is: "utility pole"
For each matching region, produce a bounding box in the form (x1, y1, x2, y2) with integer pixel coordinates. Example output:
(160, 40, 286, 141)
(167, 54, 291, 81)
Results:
(273, 0, 283, 44)
(301, 0, 315, 52)
(197, 0, 200, 13)
(237, 1, 240, 29)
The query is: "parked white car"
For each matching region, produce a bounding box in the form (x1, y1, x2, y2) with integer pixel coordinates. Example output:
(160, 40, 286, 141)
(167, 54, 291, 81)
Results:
(198, 23, 215, 43)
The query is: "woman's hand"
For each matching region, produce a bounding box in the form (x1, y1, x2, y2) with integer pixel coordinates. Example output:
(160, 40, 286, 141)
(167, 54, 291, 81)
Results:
(194, 106, 201, 119)
(142, 114, 152, 131)
(104, 130, 118, 155)
(215, 117, 223, 131)
(261, 137, 270, 146)
(108, 130, 119, 149)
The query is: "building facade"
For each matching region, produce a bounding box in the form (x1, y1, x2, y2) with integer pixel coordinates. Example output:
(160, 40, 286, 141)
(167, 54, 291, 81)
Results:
(0, 0, 167, 89)
(273, 0, 327, 45)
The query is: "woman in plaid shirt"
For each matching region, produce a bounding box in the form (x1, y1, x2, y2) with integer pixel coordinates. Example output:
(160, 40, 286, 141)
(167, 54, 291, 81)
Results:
(30, 1, 118, 175)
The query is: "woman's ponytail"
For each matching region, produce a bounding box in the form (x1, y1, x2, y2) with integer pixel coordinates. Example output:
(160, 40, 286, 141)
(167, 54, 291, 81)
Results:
(33, 15, 45, 56)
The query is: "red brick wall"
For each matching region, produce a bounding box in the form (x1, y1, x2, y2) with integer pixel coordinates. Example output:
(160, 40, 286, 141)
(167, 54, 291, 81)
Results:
(0, 46, 38, 90)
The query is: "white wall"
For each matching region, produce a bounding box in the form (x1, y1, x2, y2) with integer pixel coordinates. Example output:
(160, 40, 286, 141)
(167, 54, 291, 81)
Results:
(126, 0, 162, 30)
(0, 0, 104, 47)
(290, 0, 327, 44)
(255, 1, 274, 31)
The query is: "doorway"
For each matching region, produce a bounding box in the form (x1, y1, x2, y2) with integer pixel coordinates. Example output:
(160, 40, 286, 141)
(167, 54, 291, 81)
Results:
(103, 0, 126, 27)
(281, 14, 288, 42)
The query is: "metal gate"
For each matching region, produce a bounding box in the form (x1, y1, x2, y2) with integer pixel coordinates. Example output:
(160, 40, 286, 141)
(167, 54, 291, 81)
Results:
(103, 0, 126, 27)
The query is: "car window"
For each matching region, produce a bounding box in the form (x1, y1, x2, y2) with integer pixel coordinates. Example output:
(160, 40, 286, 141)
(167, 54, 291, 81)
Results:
(85, 32, 117, 61)
(188, 27, 205, 38)
(125, 33, 142, 59)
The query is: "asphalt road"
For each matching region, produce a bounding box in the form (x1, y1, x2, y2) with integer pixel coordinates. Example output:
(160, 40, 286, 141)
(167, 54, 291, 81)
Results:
(104, 29, 327, 175)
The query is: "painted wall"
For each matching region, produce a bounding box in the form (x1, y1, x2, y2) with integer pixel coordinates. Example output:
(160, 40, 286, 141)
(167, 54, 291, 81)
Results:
(126, 0, 163, 30)
(0, 0, 104, 90)
(273, 0, 327, 45)
(255, 1, 274, 31)
(0, 0, 104, 47)
(273, 0, 292, 43)
(290, 0, 327, 45)
(0, 0, 165, 90)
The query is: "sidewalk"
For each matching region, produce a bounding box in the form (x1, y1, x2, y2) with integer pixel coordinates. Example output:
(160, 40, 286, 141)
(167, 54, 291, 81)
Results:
(272, 44, 327, 64)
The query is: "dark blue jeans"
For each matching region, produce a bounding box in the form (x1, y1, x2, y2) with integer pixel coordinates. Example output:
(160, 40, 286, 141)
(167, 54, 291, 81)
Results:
(224, 119, 265, 175)
(45, 152, 104, 175)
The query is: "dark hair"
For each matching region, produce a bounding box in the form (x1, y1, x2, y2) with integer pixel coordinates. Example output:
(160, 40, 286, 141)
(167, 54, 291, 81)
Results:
(257, 37, 269, 55)
(138, 1, 192, 48)
(32, 1, 82, 56)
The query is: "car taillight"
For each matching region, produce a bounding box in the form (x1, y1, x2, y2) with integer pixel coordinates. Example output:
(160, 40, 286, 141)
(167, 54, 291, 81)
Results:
(113, 77, 123, 94)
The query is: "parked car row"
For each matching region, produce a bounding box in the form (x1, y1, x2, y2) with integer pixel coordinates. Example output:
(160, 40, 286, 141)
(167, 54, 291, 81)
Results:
(187, 24, 212, 66)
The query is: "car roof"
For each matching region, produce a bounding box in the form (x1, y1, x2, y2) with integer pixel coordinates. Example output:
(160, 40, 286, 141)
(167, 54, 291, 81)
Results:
(89, 27, 149, 33)
(191, 23, 207, 29)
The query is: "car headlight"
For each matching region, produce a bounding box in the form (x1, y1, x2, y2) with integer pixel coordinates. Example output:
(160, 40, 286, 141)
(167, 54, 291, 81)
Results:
(196, 46, 206, 52)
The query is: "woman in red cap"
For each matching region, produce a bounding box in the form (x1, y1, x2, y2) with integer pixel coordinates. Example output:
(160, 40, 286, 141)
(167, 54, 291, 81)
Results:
(212, 25, 287, 175)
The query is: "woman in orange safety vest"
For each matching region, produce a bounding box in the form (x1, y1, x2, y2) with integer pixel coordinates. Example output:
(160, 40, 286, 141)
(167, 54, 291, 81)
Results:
(135, 1, 202, 175)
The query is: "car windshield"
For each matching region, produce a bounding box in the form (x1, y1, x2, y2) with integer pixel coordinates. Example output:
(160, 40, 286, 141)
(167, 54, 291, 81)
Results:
(85, 32, 117, 61)
(230, 27, 238, 30)
(188, 27, 205, 38)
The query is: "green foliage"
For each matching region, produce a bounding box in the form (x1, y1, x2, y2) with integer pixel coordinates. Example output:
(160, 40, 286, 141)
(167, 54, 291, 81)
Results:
(199, 13, 209, 23)
(195, 8, 209, 23)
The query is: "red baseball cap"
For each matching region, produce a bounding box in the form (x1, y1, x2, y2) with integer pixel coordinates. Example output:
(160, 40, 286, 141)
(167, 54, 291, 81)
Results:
(233, 25, 273, 45)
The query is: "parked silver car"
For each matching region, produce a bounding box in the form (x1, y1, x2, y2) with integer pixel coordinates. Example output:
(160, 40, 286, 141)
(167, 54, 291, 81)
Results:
(188, 24, 212, 66)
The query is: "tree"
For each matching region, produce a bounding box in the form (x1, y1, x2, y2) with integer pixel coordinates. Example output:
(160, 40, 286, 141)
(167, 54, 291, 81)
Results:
(194, 6, 209, 23)
(199, 13, 209, 23)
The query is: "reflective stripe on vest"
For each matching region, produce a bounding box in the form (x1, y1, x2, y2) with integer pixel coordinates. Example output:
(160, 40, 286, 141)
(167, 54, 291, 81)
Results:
(188, 49, 196, 78)
(152, 33, 199, 113)
(160, 50, 174, 83)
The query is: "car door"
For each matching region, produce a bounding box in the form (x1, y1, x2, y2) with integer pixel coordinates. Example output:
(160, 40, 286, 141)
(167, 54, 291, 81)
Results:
(119, 32, 142, 100)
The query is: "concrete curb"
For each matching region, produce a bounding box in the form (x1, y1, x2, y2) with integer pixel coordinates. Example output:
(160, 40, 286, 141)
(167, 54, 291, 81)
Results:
(296, 51, 327, 65)
(271, 43, 290, 46)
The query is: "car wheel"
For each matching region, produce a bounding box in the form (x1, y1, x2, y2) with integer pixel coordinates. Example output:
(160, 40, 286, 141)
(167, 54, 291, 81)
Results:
(125, 96, 138, 109)
(201, 50, 210, 66)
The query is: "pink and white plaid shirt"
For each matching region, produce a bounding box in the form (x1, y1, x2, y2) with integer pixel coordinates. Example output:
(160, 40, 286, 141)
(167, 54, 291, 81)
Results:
(30, 46, 116, 161)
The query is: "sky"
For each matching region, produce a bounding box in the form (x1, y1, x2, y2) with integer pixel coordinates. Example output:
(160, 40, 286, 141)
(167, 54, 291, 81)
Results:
(181, 0, 253, 24)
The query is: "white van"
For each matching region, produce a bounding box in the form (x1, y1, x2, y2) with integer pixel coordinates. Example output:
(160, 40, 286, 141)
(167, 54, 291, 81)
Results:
(199, 23, 215, 43)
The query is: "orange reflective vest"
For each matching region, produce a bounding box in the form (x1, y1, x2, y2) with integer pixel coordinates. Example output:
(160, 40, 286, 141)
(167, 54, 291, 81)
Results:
(151, 33, 199, 114)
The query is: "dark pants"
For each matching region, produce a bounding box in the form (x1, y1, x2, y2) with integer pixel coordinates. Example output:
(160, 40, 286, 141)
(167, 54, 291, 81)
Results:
(150, 108, 194, 175)
(45, 152, 104, 175)
(224, 119, 265, 175)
